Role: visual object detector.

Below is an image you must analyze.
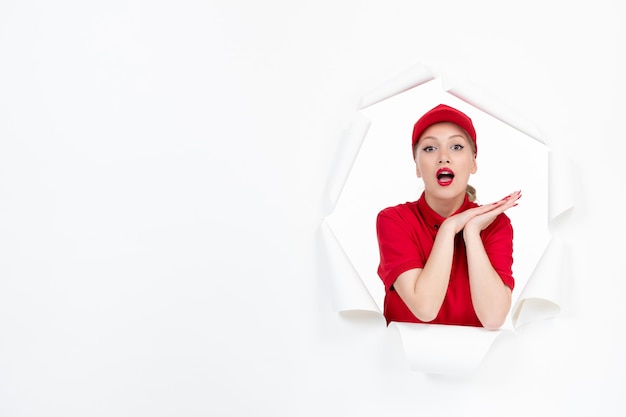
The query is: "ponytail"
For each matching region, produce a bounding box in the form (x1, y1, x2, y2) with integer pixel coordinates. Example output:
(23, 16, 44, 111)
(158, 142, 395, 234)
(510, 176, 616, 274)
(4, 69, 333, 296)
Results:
(466, 184, 477, 202)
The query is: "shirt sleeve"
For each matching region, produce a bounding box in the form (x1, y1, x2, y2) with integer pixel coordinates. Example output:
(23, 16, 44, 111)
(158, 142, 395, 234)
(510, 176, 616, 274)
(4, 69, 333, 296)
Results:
(376, 207, 424, 291)
(482, 213, 515, 290)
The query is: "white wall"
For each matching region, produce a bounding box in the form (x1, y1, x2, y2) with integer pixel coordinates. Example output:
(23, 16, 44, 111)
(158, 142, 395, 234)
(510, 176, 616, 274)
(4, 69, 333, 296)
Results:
(0, 1, 624, 416)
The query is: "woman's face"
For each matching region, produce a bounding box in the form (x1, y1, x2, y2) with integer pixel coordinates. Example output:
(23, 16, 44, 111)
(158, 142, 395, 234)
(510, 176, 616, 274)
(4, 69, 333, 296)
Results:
(414, 122, 477, 200)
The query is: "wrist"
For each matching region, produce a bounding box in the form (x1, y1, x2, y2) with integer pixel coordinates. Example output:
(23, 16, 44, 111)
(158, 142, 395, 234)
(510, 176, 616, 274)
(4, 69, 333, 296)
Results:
(463, 224, 480, 239)
(439, 219, 458, 235)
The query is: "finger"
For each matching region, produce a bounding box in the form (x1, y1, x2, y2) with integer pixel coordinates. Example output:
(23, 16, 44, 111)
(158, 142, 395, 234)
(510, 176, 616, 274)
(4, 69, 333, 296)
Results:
(479, 191, 522, 215)
(486, 192, 522, 214)
(493, 190, 522, 205)
(503, 190, 521, 200)
(504, 193, 521, 204)
(496, 196, 519, 213)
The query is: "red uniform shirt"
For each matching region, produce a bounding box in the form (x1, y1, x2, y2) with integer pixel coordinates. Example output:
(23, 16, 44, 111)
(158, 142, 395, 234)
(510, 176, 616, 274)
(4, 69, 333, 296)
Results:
(376, 192, 515, 327)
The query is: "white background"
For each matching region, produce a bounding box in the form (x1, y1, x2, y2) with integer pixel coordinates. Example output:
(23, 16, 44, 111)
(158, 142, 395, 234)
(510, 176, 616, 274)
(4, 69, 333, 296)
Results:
(0, 1, 624, 416)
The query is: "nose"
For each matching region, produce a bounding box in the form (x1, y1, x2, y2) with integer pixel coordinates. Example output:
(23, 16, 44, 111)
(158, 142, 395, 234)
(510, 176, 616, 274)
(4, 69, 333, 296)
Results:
(438, 151, 450, 164)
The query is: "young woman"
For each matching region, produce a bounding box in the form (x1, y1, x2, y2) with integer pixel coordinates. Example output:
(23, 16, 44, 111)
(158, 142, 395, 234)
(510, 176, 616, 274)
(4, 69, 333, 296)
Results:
(376, 104, 521, 330)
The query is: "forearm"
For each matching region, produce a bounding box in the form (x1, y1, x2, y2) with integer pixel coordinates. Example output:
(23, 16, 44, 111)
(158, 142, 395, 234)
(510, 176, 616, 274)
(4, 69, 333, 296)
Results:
(409, 223, 456, 321)
(464, 229, 512, 330)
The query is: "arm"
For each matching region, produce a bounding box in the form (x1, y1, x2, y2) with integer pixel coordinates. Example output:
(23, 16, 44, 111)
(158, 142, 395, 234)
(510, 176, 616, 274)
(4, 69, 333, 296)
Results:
(393, 221, 457, 322)
(393, 193, 518, 324)
(463, 226, 512, 330)
(463, 191, 520, 329)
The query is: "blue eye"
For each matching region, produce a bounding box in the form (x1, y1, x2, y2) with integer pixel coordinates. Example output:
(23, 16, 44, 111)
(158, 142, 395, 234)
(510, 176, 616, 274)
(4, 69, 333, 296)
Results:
(423, 145, 436, 152)
(451, 144, 464, 151)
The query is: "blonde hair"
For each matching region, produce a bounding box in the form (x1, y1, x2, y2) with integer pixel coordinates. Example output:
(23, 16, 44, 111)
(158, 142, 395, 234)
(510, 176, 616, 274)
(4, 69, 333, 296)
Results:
(466, 134, 477, 202)
(466, 184, 477, 202)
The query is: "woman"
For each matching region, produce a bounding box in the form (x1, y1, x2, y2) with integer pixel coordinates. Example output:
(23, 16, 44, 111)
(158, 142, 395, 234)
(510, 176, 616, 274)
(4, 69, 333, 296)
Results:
(376, 104, 521, 330)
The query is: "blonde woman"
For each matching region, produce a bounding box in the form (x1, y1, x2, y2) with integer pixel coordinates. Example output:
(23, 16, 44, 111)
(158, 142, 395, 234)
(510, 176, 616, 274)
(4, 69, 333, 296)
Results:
(376, 104, 521, 330)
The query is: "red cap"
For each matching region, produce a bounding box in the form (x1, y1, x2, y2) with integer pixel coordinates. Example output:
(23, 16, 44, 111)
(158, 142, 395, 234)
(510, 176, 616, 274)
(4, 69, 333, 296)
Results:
(411, 104, 477, 154)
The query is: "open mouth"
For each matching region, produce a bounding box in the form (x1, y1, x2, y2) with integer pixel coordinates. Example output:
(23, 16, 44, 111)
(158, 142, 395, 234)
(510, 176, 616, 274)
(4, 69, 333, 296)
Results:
(436, 168, 455, 186)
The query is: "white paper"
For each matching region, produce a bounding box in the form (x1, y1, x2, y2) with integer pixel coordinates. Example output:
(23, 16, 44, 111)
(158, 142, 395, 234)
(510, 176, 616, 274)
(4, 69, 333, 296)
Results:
(442, 71, 545, 144)
(323, 113, 371, 215)
(320, 219, 379, 314)
(512, 237, 568, 328)
(392, 322, 505, 375)
(548, 151, 576, 222)
(360, 62, 437, 109)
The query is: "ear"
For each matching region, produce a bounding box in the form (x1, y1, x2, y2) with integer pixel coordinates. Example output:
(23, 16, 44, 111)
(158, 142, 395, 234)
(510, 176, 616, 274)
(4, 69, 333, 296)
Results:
(470, 156, 478, 174)
(415, 160, 422, 178)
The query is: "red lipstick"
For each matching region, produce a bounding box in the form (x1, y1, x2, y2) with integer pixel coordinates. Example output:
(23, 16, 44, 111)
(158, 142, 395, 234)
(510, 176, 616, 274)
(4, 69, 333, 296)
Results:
(436, 168, 455, 186)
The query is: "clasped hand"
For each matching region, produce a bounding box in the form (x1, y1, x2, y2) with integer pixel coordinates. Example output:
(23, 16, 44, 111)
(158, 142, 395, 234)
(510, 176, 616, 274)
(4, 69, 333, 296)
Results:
(442, 190, 521, 235)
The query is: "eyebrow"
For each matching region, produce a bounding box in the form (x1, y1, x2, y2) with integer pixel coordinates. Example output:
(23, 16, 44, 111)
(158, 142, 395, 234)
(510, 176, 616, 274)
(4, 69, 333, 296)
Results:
(420, 134, 467, 142)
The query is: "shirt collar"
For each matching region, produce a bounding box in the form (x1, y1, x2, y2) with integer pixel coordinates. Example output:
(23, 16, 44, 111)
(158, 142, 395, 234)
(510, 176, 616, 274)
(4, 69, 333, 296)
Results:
(416, 191, 473, 230)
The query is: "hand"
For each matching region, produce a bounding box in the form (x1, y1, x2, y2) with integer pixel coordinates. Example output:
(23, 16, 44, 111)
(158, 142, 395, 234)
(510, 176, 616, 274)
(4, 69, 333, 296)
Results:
(465, 190, 521, 233)
(442, 191, 521, 234)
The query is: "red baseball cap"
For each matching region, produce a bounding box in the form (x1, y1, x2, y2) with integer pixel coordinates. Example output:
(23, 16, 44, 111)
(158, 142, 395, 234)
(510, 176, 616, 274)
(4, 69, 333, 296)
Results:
(411, 104, 477, 154)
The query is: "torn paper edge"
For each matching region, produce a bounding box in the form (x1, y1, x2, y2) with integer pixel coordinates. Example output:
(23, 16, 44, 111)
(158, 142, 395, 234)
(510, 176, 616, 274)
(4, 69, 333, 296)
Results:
(360, 63, 437, 109)
(320, 218, 379, 314)
(392, 322, 506, 376)
(511, 236, 568, 328)
(441, 71, 545, 145)
(323, 112, 371, 215)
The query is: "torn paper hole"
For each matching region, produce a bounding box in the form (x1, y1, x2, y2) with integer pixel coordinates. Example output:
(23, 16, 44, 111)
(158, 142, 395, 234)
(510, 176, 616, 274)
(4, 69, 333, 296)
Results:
(323, 62, 574, 374)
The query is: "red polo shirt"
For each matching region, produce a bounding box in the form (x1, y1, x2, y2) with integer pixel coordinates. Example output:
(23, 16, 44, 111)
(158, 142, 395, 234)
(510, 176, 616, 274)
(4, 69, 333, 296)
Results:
(376, 192, 515, 327)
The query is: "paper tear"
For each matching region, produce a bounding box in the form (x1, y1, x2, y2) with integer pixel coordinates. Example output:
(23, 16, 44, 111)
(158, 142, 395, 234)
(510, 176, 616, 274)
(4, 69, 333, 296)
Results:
(360, 63, 436, 109)
(548, 151, 575, 222)
(323, 113, 371, 215)
(320, 219, 379, 314)
(392, 322, 505, 375)
(442, 72, 545, 145)
(512, 237, 568, 328)
(513, 298, 561, 329)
